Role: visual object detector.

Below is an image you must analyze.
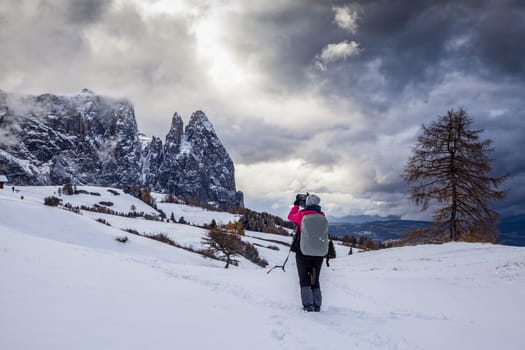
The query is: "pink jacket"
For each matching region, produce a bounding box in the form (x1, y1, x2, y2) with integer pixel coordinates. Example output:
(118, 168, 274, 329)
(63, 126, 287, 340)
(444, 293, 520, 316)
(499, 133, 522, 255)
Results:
(288, 205, 326, 233)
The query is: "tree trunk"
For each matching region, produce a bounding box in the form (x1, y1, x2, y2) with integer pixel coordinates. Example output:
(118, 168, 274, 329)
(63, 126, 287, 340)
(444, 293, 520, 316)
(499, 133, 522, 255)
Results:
(449, 120, 458, 241)
(450, 184, 457, 241)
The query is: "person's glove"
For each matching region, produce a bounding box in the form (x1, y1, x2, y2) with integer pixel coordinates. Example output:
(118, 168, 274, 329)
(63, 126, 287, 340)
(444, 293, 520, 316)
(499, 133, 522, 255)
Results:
(294, 194, 301, 206)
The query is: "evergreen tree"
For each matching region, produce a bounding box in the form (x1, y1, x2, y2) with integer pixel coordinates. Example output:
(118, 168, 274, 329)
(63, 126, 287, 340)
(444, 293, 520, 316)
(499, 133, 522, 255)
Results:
(349, 246, 353, 255)
(404, 108, 507, 242)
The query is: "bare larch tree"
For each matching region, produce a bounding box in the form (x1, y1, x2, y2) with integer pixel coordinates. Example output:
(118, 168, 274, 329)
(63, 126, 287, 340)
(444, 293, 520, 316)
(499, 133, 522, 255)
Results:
(404, 108, 507, 242)
(202, 228, 243, 268)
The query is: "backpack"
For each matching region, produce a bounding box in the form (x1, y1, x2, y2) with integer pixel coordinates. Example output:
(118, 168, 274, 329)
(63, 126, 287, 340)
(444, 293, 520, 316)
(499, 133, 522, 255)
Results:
(300, 213, 329, 256)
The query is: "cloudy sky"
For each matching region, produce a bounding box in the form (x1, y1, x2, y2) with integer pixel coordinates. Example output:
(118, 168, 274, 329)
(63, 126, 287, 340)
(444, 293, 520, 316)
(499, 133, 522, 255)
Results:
(1, 0, 524, 219)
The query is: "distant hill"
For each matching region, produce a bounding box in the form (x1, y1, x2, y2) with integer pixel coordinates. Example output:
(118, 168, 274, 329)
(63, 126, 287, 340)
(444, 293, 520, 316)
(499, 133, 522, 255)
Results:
(498, 215, 525, 246)
(327, 214, 401, 224)
(328, 215, 525, 247)
(328, 220, 431, 242)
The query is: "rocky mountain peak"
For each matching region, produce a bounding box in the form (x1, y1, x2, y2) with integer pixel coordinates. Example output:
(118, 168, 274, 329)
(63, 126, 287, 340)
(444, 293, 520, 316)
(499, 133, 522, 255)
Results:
(0, 90, 243, 209)
(187, 110, 216, 135)
(164, 112, 184, 154)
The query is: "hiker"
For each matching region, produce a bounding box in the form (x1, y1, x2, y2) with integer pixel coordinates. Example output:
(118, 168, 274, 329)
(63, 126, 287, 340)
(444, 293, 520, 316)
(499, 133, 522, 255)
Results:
(288, 193, 328, 312)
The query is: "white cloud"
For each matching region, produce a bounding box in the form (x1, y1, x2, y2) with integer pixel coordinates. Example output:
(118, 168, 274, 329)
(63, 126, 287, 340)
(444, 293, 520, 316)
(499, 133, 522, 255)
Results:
(315, 40, 361, 70)
(332, 5, 361, 34)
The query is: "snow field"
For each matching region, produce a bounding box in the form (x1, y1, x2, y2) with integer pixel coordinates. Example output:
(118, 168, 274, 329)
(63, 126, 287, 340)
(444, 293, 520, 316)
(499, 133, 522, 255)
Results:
(1, 186, 525, 350)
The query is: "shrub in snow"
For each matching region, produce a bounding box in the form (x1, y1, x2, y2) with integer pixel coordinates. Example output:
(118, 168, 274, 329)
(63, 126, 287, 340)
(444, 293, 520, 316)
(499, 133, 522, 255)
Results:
(62, 183, 74, 195)
(99, 201, 114, 207)
(145, 233, 176, 246)
(123, 228, 140, 235)
(266, 245, 279, 251)
(162, 194, 177, 203)
(240, 241, 268, 267)
(44, 196, 61, 206)
(115, 236, 128, 243)
(96, 218, 111, 226)
(63, 203, 81, 214)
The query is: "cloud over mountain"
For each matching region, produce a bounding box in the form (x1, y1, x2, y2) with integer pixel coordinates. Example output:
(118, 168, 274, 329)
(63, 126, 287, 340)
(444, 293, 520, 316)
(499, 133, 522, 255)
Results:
(0, 0, 523, 218)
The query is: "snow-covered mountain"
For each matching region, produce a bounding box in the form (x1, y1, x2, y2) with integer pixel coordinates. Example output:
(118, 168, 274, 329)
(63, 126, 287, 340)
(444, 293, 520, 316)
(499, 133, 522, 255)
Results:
(0, 89, 243, 209)
(1, 185, 524, 350)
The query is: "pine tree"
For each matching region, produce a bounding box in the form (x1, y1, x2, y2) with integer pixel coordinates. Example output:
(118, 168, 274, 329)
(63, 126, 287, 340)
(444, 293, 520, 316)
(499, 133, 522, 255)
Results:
(404, 108, 507, 242)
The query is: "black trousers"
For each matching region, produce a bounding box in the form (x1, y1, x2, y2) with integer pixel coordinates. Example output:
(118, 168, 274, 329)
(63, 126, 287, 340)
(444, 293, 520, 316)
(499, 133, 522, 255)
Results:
(295, 250, 324, 288)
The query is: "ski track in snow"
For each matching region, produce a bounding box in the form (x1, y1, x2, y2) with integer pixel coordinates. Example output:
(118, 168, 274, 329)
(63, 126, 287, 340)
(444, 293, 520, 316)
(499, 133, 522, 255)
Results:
(117, 253, 439, 350)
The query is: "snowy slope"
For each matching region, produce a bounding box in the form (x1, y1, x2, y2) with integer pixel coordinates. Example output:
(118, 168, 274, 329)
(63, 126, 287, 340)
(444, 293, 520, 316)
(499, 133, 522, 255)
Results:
(1, 186, 525, 350)
(0, 186, 289, 268)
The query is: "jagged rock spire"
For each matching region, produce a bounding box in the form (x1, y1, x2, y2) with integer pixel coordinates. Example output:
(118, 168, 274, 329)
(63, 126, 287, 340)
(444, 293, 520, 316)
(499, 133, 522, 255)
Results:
(164, 112, 184, 154)
(0, 90, 243, 209)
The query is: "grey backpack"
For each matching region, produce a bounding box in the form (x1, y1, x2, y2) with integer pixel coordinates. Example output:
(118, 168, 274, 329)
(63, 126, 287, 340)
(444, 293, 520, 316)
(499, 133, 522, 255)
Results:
(300, 214, 329, 256)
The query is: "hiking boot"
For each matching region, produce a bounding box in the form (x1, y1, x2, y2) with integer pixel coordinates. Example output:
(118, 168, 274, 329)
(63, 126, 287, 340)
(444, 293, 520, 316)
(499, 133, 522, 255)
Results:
(300, 286, 314, 311)
(303, 305, 315, 312)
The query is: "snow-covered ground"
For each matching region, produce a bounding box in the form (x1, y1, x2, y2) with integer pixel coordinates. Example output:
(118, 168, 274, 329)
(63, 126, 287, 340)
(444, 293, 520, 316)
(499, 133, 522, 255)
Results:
(1, 186, 525, 350)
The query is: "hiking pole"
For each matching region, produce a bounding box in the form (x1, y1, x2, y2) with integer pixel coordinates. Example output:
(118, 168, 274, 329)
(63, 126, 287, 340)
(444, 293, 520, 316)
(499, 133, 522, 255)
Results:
(267, 250, 292, 274)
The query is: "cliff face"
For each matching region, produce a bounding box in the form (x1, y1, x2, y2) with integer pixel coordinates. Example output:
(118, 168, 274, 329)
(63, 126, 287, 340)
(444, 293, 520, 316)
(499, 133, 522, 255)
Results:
(0, 89, 243, 209)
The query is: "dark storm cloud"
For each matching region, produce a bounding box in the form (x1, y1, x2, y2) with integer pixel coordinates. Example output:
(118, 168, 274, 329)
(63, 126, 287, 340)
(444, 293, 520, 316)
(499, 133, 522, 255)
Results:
(219, 0, 525, 94)
(294, 0, 525, 104)
(480, 111, 525, 175)
(1, 0, 523, 217)
(470, 1, 525, 79)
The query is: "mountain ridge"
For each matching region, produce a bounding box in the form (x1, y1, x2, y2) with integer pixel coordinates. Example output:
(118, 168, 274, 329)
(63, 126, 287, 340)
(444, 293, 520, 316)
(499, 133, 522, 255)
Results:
(0, 89, 243, 209)
(328, 215, 525, 246)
